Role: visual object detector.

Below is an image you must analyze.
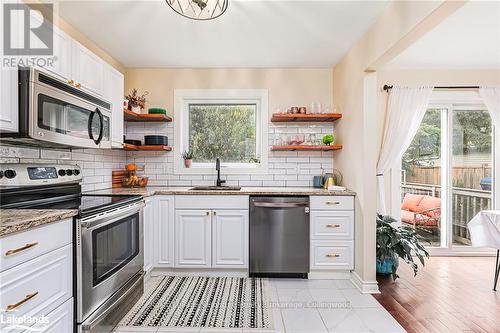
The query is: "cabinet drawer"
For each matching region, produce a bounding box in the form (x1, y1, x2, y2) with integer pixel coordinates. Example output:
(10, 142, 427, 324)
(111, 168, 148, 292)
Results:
(311, 211, 354, 240)
(310, 241, 354, 270)
(0, 245, 72, 331)
(28, 298, 74, 333)
(0, 219, 72, 273)
(310, 196, 354, 210)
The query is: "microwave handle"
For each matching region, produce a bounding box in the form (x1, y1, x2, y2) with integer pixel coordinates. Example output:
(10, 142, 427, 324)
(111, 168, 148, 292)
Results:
(88, 108, 104, 145)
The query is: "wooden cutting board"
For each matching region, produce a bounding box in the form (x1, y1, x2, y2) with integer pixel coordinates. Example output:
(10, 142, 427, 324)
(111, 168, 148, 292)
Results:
(112, 170, 128, 188)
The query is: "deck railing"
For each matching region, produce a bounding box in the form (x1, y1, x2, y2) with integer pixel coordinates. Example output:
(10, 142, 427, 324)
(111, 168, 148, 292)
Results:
(401, 183, 492, 244)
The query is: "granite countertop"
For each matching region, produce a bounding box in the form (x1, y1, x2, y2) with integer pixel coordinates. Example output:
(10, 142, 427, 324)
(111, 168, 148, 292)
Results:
(86, 186, 356, 197)
(0, 209, 79, 237)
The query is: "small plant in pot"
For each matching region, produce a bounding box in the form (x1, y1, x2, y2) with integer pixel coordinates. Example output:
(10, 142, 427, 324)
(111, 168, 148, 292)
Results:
(182, 150, 193, 168)
(322, 134, 335, 146)
(376, 213, 429, 280)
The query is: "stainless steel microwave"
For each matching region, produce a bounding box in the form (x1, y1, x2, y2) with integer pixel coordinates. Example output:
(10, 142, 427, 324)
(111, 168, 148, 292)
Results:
(0, 67, 112, 149)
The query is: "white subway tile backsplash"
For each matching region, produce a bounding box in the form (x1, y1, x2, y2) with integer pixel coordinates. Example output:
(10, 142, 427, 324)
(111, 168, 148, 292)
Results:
(119, 119, 335, 188)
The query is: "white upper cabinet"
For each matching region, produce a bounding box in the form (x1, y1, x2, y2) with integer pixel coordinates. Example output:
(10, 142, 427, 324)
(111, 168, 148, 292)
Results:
(154, 196, 174, 267)
(104, 65, 124, 148)
(175, 210, 211, 267)
(28, 10, 72, 81)
(0, 68, 19, 133)
(72, 42, 105, 97)
(212, 210, 248, 268)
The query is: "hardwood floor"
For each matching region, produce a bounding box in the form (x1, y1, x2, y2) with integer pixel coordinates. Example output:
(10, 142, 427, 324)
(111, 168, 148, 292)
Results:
(373, 256, 500, 333)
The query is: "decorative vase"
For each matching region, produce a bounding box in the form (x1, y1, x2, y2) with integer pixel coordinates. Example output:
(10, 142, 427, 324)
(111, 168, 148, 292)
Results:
(184, 159, 192, 168)
(131, 105, 141, 114)
(376, 256, 399, 276)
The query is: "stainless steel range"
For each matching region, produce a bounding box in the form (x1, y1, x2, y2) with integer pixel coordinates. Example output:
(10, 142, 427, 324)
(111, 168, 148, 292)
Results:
(0, 164, 145, 333)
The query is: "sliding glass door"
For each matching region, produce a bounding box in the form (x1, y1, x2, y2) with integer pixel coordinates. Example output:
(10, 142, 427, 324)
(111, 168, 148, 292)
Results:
(400, 103, 494, 251)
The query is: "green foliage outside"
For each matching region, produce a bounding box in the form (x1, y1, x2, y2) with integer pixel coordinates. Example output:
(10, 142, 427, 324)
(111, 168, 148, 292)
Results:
(189, 104, 257, 163)
(402, 109, 492, 175)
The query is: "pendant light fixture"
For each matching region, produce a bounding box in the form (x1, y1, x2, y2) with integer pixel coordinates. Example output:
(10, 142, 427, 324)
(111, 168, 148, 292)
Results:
(165, 0, 228, 20)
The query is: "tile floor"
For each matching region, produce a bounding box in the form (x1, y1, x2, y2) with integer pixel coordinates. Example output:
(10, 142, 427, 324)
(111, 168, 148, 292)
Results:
(113, 278, 406, 333)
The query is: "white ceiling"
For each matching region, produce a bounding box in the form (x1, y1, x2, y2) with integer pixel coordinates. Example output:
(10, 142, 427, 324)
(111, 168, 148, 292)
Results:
(56, 0, 388, 68)
(386, 1, 500, 69)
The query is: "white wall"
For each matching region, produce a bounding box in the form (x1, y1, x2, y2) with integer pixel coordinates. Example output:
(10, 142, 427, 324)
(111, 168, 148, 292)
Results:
(125, 68, 337, 187)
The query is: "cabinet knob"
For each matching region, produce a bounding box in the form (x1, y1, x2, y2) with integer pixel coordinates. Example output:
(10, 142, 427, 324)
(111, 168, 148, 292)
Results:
(75, 82, 81, 88)
(325, 253, 340, 258)
(213, 211, 216, 216)
(326, 224, 341, 228)
(325, 201, 340, 205)
(206, 211, 210, 216)
(67, 79, 74, 85)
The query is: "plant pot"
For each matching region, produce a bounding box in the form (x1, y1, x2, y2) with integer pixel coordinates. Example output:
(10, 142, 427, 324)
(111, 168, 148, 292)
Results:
(131, 105, 141, 114)
(376, 256, 399, 276)
(184, 159, 192, 168)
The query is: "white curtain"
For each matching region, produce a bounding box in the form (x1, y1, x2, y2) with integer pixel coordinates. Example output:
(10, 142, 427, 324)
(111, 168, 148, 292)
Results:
(377, 86, 434, 214)
(479, 86, 500, 129)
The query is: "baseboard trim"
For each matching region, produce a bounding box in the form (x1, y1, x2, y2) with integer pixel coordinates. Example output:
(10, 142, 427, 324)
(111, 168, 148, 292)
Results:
(151, 268, 248, 277)
(309, 270, 351, 279)
(350, 271, 380, 294)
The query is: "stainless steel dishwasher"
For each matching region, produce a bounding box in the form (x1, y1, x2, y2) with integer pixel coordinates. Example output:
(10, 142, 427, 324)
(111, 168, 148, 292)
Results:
(249, 196, 310, 278)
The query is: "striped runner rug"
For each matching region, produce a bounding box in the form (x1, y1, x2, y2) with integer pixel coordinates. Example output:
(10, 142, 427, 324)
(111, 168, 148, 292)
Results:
(120, 276, 273, 329)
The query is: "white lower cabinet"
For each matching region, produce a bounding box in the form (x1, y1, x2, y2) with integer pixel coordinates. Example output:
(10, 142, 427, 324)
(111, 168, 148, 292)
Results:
(154, 196, 174, 267)
(143, 197, 156, 274)
(310, 196, 355, 270)
(175, 210, 212, 267)
(0, 244, 72, 332)
(29, 297, 74, 333)
(212, 210, 248, 268)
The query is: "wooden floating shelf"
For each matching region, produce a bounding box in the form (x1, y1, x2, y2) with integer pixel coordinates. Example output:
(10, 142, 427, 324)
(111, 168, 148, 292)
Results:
(271, 113, 342, 122)
(124, 109, 172, 122)
(123, 143, 172, 151)
(271, 144, 343, 151)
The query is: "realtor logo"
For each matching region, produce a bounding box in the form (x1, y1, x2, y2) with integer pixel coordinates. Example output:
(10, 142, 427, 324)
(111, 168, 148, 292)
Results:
(3, 3, 53, 56)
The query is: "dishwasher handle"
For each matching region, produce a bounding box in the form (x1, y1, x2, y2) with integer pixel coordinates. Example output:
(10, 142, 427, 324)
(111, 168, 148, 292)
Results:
(253, 202, 309, 208)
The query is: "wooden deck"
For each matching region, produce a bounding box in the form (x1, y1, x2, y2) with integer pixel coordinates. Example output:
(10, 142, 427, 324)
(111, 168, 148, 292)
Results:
(374, 256, 500, 333)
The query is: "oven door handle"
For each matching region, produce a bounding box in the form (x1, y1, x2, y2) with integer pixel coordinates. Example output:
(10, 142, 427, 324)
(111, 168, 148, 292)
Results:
(80, 202, 144, 229)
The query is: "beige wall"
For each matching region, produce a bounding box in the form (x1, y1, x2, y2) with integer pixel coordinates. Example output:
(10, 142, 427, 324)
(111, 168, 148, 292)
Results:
(125, 68, 333, 111)
(331, 1, 465, 288)
(124, 68, 337, 187)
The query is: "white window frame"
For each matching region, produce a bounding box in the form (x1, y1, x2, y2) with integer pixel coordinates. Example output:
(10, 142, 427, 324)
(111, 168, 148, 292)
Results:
(395, 89, 498, 256)
(173, 89, 269, 175)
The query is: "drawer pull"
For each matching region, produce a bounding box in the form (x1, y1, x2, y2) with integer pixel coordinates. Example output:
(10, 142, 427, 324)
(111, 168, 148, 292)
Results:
(5, 242, 39, 256)
(325, 201, 340, 205)
(325, 253, 340, 258)
(6, 292, 39, 311)
(326, 224, 341, 228)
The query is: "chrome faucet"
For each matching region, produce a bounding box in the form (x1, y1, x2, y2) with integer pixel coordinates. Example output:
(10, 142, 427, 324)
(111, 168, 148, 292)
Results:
(216, 158, 226, 187)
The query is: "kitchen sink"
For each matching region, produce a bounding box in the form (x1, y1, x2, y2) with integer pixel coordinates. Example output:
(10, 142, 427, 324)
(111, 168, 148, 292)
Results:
(189, 186, 242, 191)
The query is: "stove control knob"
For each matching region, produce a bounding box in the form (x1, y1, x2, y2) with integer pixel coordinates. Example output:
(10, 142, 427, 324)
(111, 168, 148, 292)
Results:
(58, 169, 66, 176)
(4, 169, 16, 179)
(0, 171, 3, 179)
(65, 169, 73, 176)
(73, 169, 80, 176)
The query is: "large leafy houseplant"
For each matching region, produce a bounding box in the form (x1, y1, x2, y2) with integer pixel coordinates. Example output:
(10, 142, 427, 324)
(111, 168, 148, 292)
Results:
(376, 213, 429, 280)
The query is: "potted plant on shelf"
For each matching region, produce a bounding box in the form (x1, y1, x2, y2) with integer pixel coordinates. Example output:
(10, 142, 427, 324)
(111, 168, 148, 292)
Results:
(322, 134, 335, 146)
(182, 150, 193, 168)
(376, 213, 429, 280)
(125, 88, 149, 114)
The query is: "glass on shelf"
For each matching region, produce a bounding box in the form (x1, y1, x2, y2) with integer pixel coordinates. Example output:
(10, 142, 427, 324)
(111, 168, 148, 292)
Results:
(310, 102, 322, 114)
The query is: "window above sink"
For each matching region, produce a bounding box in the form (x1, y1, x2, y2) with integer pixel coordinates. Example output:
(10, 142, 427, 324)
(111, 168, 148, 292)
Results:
(174, 89, 269, 174)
